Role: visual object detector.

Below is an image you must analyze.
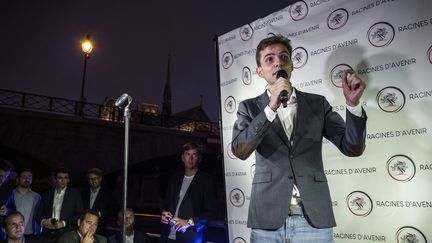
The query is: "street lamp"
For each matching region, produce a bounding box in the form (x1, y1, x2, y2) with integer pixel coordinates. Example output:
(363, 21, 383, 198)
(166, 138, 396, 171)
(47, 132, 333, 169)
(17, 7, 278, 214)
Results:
(79, 34, 93, 115)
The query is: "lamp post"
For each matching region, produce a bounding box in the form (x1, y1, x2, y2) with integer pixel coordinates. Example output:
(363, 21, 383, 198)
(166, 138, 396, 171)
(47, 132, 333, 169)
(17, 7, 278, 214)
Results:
(79, 34, 93, 115)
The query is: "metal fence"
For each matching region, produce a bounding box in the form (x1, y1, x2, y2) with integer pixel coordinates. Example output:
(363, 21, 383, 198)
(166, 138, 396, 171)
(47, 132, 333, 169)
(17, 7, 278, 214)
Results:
(0, 89, 219, 135)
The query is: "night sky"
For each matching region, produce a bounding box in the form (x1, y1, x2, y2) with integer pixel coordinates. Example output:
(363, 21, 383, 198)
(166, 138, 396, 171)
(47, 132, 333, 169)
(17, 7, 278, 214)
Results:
(1, 0, 294, 122)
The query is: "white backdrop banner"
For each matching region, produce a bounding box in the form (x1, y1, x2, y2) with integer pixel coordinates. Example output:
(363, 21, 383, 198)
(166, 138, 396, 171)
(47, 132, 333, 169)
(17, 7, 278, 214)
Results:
(217, 0, 432, 242)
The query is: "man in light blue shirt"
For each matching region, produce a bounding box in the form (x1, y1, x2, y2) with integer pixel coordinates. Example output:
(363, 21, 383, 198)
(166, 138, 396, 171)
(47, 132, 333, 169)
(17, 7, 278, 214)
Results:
(13, 168, 41, 237)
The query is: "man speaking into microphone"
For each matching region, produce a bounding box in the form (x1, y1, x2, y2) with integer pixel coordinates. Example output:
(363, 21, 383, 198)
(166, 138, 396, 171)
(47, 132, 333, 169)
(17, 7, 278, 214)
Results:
(231, 35, 367, 243)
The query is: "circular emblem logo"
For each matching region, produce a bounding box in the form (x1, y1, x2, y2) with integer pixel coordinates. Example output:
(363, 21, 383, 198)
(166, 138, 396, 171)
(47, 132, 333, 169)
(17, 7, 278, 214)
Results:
(367, 22, 395, 47)
(396, 226, 427, 243)
(289, 1, 308, 21)
(242, 66, 252, 85)
(376, 86, 405, 113)
(427, 45, 432, 64)
(224, 96, 236, 114)
(250, 164, 256, 180)
(226, 143, 237, 160)
(239, 24, 253, 41)
(222, 52, 234, 69)
(292, 47, 308, 69)
(230, 188, 245, 207)
(330, 64, 354, 88)
(386, 154, 416, 182)
(233, 237, 247, 243)
(327, 8, 349, 30)
(346, 191, 373, 217)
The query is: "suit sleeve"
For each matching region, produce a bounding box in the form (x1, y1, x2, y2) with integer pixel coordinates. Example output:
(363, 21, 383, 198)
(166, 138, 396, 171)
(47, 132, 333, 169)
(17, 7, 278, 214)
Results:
(231, 101, 272, 160)
(322, 98, 367, 156)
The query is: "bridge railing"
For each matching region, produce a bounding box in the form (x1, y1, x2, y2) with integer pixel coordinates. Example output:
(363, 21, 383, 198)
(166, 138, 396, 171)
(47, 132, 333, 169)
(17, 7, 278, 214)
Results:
(0, 89, 220, 135)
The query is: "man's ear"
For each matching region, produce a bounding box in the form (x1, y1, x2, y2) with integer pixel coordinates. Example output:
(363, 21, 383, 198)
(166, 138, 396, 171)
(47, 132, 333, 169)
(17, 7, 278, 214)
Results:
(256, 67, 264, 78)
(77, 219, 81, 228)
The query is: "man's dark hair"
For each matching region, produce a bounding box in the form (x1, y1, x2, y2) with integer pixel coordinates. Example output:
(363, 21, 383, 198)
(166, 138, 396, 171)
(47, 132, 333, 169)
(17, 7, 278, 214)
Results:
(79, 209, 100, 222)
(17, 168, 33, 178)
(0, 159, 13, 172)
(87, 168, 103, 177)
(255, 34, 292, 67)
(54, 167, 69, 178)
(182, 142, 203, 155)
(4, 210, 25, 225)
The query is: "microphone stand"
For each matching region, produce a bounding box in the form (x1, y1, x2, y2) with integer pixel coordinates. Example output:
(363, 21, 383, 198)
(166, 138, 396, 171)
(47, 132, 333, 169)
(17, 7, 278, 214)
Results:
(121, 100, 131, 243)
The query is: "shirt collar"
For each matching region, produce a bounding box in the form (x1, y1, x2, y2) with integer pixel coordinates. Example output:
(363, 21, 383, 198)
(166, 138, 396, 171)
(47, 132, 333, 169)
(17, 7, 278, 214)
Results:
(266, 88, 297, 105)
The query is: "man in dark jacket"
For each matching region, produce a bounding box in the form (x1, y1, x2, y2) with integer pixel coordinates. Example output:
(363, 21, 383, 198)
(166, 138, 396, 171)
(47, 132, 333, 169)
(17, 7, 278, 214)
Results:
(160, 142, 217, 243)
(56, 209, 107, 243)
(36, 167, 83, 242)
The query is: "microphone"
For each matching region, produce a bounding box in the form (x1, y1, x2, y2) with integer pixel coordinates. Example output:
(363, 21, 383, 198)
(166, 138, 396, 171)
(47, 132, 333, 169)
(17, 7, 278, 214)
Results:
(276, 70, 290, 108)
(115, 93, 132, 108)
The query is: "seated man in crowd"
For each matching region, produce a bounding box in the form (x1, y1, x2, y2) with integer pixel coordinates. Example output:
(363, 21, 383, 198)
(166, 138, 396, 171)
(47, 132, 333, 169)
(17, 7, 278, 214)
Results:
(1, 211, 35, 243)
(57, 209, 107, 243)
(108, 208, 146, 243)
(0, 159, 16, 240)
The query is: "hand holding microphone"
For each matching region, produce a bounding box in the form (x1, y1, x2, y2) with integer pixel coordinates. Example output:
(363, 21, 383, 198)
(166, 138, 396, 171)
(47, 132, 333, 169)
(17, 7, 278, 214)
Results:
(269, 69, 292, 110)
(276, 70, 290, 108)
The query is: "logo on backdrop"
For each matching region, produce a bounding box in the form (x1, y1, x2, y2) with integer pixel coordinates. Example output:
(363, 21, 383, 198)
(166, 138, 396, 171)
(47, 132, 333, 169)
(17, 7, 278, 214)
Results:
(386, 154, 416, 182)
(233, 237, 247, 243)
(376, 86, 406, 113)
(427, 44, 432, 64)
(327, 8, 349, 30)
(367, 22, 395, 47)
(226, 143, 237, 160)
(396, 226, 427, 243)
(230, 188, 245, 207)
(222, 52, 234, 69)
(242, 66, 252, 85)
(224, 96, 237, 114)
(239, 24, 253, 41)
(289, 1, 308, 21)
(346, 191, 373, 217)
(292, 47, 308, 69)
(330, 64, 354, 88)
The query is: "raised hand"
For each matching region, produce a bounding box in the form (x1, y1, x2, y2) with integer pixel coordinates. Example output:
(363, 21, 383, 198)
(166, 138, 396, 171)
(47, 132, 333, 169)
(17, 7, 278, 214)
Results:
(342, 70, 366, 107)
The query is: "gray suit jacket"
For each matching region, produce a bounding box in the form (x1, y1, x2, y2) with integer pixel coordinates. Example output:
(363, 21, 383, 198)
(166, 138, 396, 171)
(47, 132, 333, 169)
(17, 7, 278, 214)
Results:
(57, 230, 107, 243)
(231, 89, 367, 230)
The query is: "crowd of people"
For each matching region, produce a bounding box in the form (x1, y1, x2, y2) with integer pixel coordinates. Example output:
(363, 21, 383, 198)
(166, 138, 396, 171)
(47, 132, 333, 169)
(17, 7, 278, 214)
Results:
(0, 159, 150, 243)
(0, 141, 218, 243)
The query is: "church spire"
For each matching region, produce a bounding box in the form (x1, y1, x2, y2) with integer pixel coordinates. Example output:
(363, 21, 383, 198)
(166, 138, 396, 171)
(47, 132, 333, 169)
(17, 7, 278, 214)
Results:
(161, 53, 172, 116)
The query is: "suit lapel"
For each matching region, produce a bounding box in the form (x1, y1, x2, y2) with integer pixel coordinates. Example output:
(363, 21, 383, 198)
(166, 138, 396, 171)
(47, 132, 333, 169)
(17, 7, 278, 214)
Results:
(292, 90, 311, 150)
(173, 173, 184, 208)
(257, 90, 290, 148)
(46, 189, 55, 217)
(60, 187, 70, 219)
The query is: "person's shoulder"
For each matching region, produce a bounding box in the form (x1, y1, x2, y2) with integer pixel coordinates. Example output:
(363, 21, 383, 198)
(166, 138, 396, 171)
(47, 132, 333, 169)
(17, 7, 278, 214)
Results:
(29, 189, 41, 197)
(41, 188, 54, 197)
(108, 233, 121, 243)
(297, 89, 326, 102)
(240, 91, 266, 104)
(132, 230, 147, 242)
(196, 171, 215, 182)
(95, 233, 108, 243)
(67, 186, 82, 195)
(57, 230, 76, 240)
